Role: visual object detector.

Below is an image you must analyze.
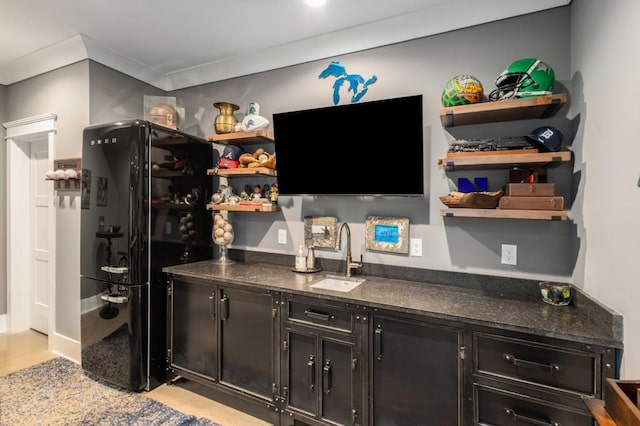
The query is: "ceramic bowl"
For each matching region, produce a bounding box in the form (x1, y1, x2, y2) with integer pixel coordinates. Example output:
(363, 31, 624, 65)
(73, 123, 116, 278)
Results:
(539, 282, 572, 306)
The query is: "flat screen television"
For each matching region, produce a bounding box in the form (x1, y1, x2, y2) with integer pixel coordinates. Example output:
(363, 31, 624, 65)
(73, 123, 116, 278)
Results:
(272, 94, 424, 197)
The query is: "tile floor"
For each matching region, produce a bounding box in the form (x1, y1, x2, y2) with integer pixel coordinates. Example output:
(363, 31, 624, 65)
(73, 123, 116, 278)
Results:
(0, 330, 271, 426)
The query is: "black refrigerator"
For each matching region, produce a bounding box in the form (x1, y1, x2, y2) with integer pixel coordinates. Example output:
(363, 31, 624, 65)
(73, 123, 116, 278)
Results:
(80, 120, 214, 391)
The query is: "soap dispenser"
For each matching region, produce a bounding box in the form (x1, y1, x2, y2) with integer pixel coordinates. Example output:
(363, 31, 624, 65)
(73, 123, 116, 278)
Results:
(306, 245, 315, 270)
(295, 245, 307, 271)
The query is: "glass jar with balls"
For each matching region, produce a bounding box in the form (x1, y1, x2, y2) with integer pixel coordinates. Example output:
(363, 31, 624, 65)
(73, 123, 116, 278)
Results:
(212, 211, 235, 264)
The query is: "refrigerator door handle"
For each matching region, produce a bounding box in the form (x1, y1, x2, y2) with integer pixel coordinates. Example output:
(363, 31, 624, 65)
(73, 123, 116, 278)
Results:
(101, 294, 129, 304)
(101, 266, 129, 274)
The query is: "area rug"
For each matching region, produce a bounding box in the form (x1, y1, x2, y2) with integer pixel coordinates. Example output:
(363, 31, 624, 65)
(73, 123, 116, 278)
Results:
(0, 357, 219, 426)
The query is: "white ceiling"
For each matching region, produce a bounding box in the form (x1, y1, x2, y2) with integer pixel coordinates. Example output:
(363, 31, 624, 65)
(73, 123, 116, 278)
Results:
(0, 0, 569, 91)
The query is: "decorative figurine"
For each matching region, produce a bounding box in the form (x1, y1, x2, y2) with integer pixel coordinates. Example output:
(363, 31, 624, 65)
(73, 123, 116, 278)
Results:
(240, 102, 270, 132)
(270, 183, 279, 205)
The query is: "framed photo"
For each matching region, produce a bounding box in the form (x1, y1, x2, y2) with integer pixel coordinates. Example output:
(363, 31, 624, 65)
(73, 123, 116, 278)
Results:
(365, 216, 409, 254)
(97, 177, 108, 207)
(81, 169, 91, 209)
(304, 216, 338, 249)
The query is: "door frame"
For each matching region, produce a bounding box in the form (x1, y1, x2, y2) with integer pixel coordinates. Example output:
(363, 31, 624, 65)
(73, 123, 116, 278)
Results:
(3, 113, 57, 337)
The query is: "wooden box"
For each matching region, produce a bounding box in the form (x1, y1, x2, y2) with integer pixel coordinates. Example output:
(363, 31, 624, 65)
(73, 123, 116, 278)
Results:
(505, 183, 555, 197)
(498, 196, 564, 211)
(605, 379, 640, 426)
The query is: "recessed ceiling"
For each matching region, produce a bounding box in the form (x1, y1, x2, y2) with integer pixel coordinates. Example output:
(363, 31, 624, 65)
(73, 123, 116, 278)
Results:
(0, 0, 569, 91)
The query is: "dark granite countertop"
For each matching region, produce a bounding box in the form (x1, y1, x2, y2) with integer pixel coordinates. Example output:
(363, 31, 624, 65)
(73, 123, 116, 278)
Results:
(163, 259, 623, 349)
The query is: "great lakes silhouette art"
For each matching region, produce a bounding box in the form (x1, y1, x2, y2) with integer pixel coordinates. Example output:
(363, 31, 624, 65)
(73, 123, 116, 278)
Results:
(318, 61, 378, 105)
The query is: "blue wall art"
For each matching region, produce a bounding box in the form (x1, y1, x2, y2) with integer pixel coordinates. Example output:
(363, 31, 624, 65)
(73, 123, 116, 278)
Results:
(318, 61, 378, 105)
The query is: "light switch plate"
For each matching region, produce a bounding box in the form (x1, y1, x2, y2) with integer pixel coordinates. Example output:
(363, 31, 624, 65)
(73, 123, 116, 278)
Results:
(278, 229, 287, 245)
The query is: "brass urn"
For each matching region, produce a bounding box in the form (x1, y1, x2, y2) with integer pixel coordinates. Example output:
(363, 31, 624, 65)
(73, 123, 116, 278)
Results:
(213, 102, 239, 134)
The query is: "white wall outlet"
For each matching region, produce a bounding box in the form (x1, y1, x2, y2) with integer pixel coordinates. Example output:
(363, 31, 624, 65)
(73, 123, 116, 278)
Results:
(501, 244, 517, 265)
(278, 229, 287, 245)
(410, 238, 423, 257)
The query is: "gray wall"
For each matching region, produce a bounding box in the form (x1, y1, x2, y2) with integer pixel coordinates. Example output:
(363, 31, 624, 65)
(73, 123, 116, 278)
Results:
(89, 61, 165, 124)
(172, 7, 574, 279)
(570, 0, 640, 378)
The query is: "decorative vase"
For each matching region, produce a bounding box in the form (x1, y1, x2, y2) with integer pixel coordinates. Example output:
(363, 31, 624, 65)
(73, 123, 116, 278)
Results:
(211, 212, 235, 264)
(213, 102, 239, 134)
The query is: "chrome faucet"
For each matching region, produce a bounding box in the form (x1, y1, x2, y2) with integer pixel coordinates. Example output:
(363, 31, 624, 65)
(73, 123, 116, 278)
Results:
(336, 222, 362, 277)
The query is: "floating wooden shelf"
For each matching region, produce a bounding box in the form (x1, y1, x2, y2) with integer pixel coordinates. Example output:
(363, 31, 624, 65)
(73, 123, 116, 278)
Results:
(47, 158, 82, 191)
(439, 93, 568, 127)
(437, 151, 571, 170)
(208, 130, 274, 145)
(440, 208, 567, 221)
(206, 203, 280, 212)
(208, 167, 276, 177)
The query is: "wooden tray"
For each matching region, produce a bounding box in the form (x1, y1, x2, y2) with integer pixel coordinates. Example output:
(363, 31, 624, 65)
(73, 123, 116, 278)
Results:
(439, 191, 503, 209)
(605, 379, 640, 426)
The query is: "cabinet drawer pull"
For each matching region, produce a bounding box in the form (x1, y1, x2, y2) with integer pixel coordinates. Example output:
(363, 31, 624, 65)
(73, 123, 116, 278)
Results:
(307, 355, 315, 390)
(304, 310, 334, 322)
(208, 294, 215, 320)
(503, 353, 560, 374)
(220, 295, 229, 321)
(504, 408, 560, 426)
(374, 325, 383, 360)
(323, 360, 332, 394)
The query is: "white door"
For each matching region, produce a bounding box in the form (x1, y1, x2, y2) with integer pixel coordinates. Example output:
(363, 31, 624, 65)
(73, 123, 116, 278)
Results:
(30, 138, 50, 334)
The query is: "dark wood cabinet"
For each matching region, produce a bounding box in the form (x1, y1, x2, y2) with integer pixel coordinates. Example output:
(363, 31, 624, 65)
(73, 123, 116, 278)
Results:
(218, 285, 278, 400)
(282, 295, 366, 426)
(167, 277, 280, 423)
(472, 330, 616, 426)
(165, 270, 617, 426)
(168, 277, 217, 380)
(370, 313, 464, 426)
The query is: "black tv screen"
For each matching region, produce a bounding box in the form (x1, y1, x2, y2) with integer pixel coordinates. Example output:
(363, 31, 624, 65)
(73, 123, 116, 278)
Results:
(272, 95, 424, 196)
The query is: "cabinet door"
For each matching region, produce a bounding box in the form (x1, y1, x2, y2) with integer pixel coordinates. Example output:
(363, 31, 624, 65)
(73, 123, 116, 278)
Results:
(169, 278, 216, 379)
(219, 286, 275, 399)
(287, 331, 356, 425)
(321, 338, 356, 425)
(287, 331, 317, 416)
(372, 315, 463, 425)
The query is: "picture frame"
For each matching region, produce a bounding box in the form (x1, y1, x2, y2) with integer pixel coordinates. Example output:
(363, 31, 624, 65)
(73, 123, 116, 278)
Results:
(365, 216, 409, 254)
(304, 216, 338, 249)
(81, 169, 91, 209)
(97, 177, 108, 207)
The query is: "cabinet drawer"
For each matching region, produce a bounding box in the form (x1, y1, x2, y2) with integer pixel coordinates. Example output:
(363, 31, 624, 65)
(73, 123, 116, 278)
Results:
(475, 333, 596, 395)
(287, 300, 353, 332)
(475, 385, 593, 426)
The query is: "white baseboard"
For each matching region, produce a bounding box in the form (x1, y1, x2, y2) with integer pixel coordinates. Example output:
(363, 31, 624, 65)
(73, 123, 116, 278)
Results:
(0, 314, 6, 332)
(49, 331, 81, 364)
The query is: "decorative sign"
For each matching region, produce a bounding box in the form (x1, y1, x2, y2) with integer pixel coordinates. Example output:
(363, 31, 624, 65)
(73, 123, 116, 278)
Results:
(365, 216, 409, 254)
(318, 61, 378, 105)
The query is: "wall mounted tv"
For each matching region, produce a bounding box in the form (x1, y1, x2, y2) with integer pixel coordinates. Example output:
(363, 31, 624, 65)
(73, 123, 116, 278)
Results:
(272, 94, 424, 197)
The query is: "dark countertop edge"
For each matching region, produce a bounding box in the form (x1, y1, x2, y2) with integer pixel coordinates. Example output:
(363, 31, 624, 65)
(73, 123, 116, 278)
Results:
(163, 258, 624, 349)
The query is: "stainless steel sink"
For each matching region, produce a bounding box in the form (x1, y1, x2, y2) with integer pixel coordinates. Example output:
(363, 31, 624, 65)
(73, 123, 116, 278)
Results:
(310, 275, 365, 292)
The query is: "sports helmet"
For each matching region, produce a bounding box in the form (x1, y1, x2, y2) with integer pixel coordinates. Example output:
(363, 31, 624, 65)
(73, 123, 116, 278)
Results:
(489, 58, 555, 101)
(441, 74, 484, 107)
